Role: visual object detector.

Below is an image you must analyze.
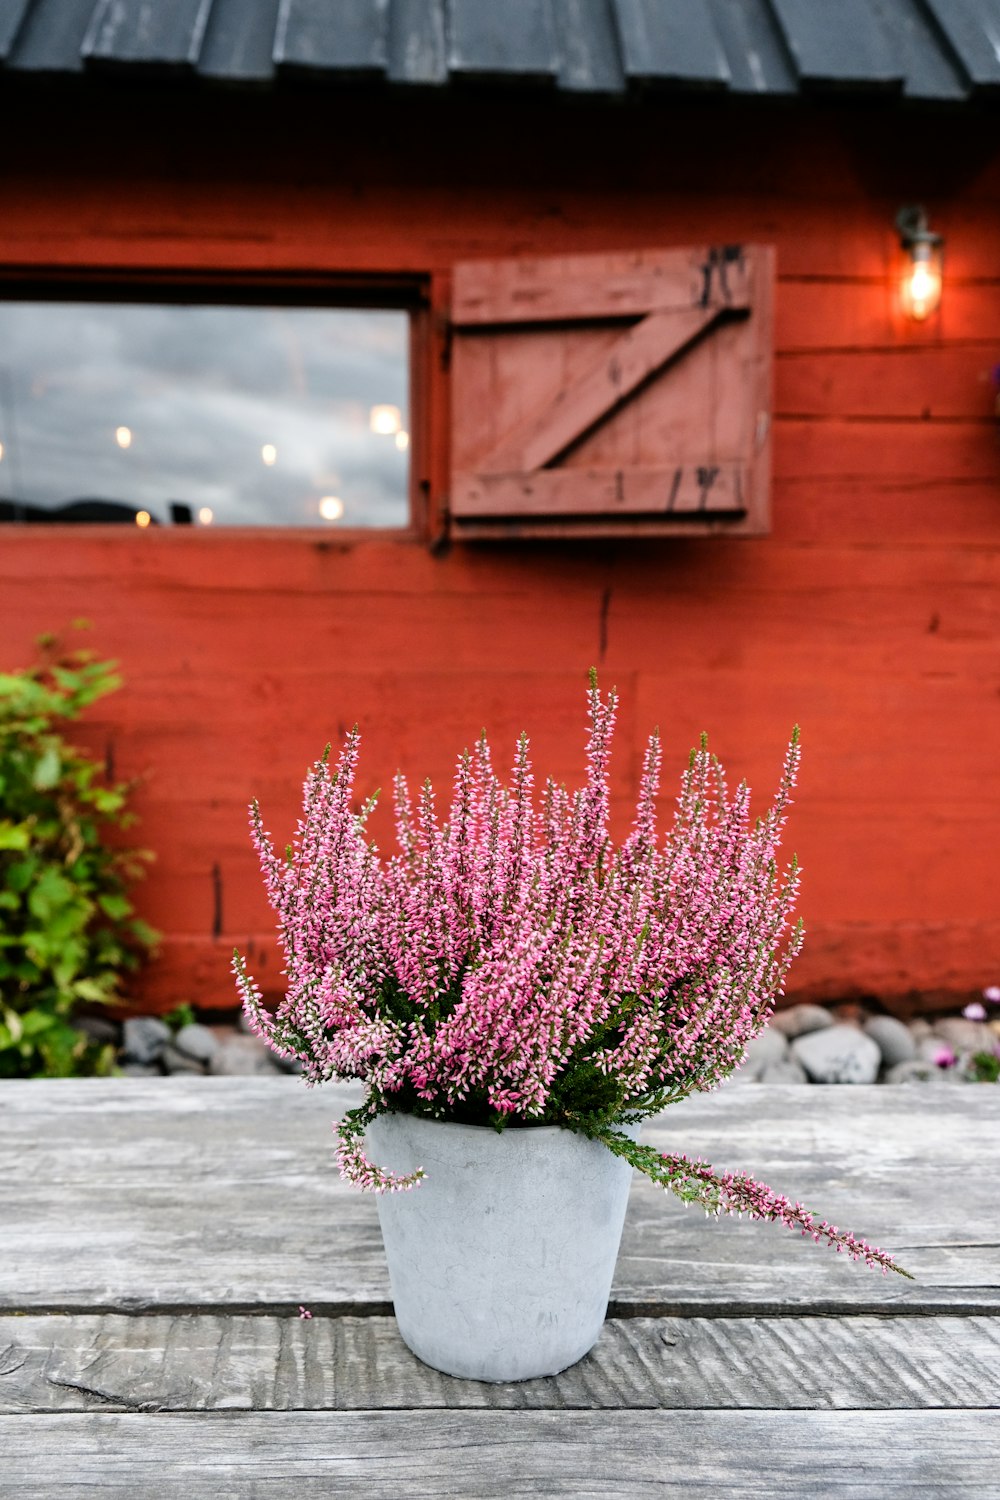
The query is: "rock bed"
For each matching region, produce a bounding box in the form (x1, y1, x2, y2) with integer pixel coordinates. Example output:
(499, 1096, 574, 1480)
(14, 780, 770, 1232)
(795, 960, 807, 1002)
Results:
(86, 994, 1000, 1085)
(733, 1000, 1000, 1086)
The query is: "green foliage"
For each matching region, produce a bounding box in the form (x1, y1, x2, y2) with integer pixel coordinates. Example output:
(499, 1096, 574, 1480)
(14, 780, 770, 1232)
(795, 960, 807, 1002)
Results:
(0, 634, 158, 1077)
(969, 1050, 1000, 1084)
(163, 1003, 196, 1033)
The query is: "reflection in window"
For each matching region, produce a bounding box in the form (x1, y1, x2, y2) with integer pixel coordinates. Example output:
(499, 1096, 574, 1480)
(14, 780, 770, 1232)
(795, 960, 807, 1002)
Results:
(0, 303, 409, 527)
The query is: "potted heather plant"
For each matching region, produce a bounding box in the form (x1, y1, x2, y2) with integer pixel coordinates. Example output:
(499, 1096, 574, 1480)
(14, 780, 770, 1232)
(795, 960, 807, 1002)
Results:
(235, 677, 909, 1382)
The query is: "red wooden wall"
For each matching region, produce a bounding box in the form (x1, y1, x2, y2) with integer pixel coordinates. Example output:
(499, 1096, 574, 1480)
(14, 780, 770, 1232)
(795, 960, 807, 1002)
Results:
(1, 91, 998, 1014)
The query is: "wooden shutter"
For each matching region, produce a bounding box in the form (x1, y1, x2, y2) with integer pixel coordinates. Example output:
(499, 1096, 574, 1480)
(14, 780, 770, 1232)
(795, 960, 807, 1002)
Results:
(448, 245, 774, 539)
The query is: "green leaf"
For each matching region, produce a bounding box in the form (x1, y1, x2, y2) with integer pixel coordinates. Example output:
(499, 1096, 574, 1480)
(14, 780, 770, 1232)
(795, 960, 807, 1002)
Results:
(0, 821, 31, 851)
(97, 891, 133, 921)
(31, 745, 62, 791)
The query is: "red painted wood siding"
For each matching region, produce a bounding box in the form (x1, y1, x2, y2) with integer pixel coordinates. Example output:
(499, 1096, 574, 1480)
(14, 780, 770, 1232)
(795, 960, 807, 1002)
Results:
(1, 95, 997, 1011)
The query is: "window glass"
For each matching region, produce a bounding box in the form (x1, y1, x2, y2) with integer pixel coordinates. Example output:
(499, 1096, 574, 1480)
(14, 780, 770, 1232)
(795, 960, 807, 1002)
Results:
(0, 302, 409, 527)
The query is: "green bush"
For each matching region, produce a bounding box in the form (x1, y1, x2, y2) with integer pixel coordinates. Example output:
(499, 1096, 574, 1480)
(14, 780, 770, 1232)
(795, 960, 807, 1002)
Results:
(0, 634, 158, 1077)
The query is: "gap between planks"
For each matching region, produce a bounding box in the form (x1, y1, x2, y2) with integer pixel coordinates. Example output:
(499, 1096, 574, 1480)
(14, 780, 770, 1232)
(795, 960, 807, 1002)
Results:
(3, 1296, 999, 1319)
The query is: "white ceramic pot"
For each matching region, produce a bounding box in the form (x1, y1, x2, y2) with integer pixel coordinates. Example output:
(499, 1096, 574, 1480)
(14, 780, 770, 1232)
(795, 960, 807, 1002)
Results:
(365, 1112, 640, 1382)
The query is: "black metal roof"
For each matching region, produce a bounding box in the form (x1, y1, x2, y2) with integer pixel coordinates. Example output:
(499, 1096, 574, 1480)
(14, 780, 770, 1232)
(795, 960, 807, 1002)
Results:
(1, 0, 997, 102)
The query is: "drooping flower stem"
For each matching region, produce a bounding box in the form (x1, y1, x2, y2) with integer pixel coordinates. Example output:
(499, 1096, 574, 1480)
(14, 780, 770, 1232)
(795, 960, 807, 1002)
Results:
(594, 1127, 913, 1279)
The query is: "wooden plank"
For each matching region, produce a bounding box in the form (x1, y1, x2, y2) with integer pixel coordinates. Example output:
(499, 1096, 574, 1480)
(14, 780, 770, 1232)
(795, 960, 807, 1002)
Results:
(2, 1081, 998, 1315)
(451, 465, 748, 519)
(452, 247, 751, 326)
(2, 1312, 998, 1414)
(0, 1409, 996, 1496)
(776, 345, 1000, 421)
(475, 303, 748, 473)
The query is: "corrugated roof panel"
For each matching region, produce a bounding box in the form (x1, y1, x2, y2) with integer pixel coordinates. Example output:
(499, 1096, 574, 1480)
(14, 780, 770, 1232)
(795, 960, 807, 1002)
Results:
(0, 0, 995, 99)
(611, 0, 730, 87)
(275, 0, 389, 77)
(921, 0, 1000, 90)
(198, 0, 280, 80)
(447, 0, 559, 82)
(82, 0, 213, 69)
(768, 0, 903, 88)
(387, 0, 447, 85)
(705, 0, 796, 95)
(869, 0, 967, 100)
(551, 0, 624, 93)
(0, 0, 36, 60)
(5, 0, 95, 71)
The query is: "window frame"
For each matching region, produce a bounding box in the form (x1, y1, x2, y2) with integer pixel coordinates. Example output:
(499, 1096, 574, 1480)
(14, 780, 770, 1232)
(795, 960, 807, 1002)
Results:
(0, 268, 438, 542)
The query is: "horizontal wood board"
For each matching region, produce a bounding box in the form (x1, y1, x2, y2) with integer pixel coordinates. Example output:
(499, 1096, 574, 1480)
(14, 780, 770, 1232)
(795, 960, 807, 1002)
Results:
(2, 1311, 998, 1414)
(0, 1409, 996, 1497)
(2, 1080, 998, 1315)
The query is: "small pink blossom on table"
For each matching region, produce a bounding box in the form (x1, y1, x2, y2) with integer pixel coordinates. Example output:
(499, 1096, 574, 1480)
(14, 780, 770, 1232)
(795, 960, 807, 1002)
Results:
(963, 1002, 987, 1021)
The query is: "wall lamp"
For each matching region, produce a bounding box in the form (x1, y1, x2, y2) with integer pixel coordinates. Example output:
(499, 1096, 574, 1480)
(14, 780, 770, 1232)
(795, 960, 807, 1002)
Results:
(896, 205, 943, 321)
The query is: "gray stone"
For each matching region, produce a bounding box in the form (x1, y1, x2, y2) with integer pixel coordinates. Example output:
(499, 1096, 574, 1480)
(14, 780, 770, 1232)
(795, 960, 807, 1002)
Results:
(770, 1004, 835, 1039)
(209, 1035, 281, 1076)
(121, 1016, 171, 1065)
(743, 1027, 789, 1069)
(726, 1064, 762, 1085)
(119, 1061, 163, 1077)
(759, 1057, 809, 1084)
(172, 1023, 220, 1064)
(161, 1043, 206, 1075)
(885, 1058, 966, 1085)
(933, 1018, 994, 1055)
(863, 1015, 917, 1068)
(73, 1014, 120, 1047)
(790, 1024, 881, 1084)
(908, 1019, 933, 1041)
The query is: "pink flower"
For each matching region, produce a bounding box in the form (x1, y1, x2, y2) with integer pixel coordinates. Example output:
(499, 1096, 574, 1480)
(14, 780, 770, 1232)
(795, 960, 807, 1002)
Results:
(983, 986, 1000, 1005)
(933, 1045, 956, 1068)
(963, 1002, 987, 1021)
(298, 1306, 313, 1320)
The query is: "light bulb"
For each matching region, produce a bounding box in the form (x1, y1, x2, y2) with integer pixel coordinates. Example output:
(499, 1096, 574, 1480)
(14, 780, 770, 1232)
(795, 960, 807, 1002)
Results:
(198, 507, 214, 525)
(319, 495, 344, 522)
(901, 252, 942, 321)
(261, 443, 277, 466)
(135, 510, 151, 528)
(116, 426, 132, 449)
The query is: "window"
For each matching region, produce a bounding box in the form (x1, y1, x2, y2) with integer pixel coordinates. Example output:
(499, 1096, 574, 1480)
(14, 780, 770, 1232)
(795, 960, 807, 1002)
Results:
(0, 299, 410, 529)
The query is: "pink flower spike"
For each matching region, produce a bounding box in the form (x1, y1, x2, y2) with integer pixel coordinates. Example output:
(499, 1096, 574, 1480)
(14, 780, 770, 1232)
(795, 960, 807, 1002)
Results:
(963, 1002, 987, 1021)
(298, 1306, 313, 1320)
(933, 1045, 956, 1068)
(983, 986, 1000, 1004)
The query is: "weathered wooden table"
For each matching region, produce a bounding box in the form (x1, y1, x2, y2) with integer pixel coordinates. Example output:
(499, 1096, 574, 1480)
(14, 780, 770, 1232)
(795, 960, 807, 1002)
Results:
(2, 1078, 998, 1496)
